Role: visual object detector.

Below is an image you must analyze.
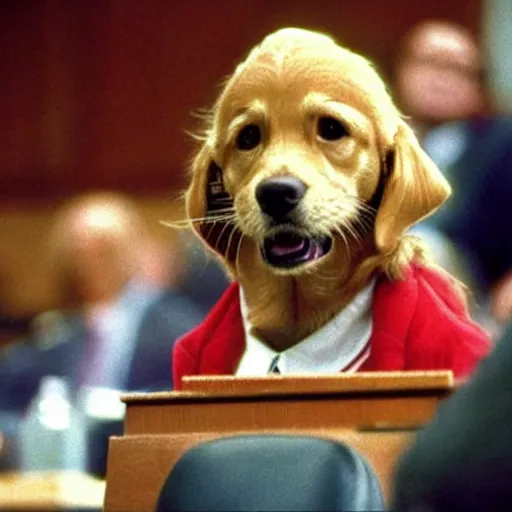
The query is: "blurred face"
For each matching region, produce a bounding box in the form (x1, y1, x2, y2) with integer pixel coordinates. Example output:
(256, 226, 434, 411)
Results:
(69, 234, 128, 303)
(396, 24, 484, 123)
(65, 207, 135, 304)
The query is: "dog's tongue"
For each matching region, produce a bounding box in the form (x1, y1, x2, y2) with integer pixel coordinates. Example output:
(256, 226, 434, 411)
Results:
(270, 237, 306, 257)
(262, 232, 332, 268)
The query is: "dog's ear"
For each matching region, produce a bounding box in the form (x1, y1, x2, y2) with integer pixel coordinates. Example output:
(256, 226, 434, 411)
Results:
(186, 144, 240, 263)
(375, 120, 451, 254)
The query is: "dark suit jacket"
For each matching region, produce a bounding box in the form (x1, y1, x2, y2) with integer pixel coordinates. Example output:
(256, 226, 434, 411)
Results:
(0, 288, 204, 473)
(430, 116, 512, 294)
(0, 289, 204, 413)
(393, 323, 512, 511)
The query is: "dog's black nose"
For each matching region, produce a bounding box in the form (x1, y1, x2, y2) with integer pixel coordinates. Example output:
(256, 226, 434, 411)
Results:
(255, 176, 307, 219)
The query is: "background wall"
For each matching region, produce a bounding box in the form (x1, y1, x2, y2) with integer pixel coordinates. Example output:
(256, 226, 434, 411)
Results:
(0, 0, 481, 203)
(0, 0, 482, 319)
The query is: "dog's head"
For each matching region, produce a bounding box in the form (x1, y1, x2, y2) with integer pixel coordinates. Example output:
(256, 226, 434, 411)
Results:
(186, 28, 450, 280)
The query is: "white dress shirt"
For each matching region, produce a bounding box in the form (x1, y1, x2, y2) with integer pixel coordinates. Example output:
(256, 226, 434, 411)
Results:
(236, 279, 376, 375)
(83, 279, 162, 389)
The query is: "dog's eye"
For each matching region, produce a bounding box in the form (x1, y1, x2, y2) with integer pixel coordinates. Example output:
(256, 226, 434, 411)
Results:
(317, 117, 349, 141)
(236, 124, 261, 151)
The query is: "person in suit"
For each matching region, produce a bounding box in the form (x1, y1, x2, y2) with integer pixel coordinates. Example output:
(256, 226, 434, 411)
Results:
(392, 322, 512, 511)
(0, 191, 205, 412)
(0, 191, 205, 471)
(174, 232, 231, 318)
(393, 20, 512, 334)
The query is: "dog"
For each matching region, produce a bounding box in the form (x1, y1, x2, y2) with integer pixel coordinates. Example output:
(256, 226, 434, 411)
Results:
(172, 27, 489, 385)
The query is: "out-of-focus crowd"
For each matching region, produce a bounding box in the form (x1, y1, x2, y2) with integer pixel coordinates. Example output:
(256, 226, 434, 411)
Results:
(0, 191, 230, 472)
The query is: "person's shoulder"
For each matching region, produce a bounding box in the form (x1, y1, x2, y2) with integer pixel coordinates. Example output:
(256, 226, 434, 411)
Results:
(151, 288, 198, 309)
(471, 115, 512, 143)
(137, 289, 203, 334)
(492, 114, 512, 130)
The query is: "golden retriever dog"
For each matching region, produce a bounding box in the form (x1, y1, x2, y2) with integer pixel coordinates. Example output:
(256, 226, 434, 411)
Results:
(173, 28, 487, 386)
(183, 27, 451, 353)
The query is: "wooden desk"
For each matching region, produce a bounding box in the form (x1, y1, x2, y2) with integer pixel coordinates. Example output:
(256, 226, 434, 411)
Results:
(104, 371, 453, 512)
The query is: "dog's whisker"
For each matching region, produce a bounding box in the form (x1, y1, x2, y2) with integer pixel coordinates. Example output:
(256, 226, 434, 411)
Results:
(347, 197, 378, 215)
(220, 219, 239, 255)
(234, 232, 246, 267)
(212, 219, 236, 254)
(338, 220, 364, 250)
(161, 212, 236, 230)
(353, 216, 373, 236)
(160, 219, 194, 230)
(196, 214, 236, 225)
(225, 224, 243, 262)
(359, 204, 378, 216)
(333, 225, 351, 257)
(196, 211, 237, 222)
(209, 220, 235, 258)
(204, 219, 223, 244)
(356, 208, 376, 223)
(202, 207, 236, 214)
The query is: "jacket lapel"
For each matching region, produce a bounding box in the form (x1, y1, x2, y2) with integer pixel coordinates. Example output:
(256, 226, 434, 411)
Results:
(196, 283, 246, 375)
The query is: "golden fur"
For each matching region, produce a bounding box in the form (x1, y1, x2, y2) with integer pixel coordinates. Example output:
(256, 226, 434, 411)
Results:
(184, 28, 451, 351)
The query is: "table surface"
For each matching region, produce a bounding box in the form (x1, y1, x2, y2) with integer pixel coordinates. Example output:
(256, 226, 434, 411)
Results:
(0, 470, 105, 511)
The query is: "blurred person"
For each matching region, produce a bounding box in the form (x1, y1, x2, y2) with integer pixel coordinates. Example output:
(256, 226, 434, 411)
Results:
(0, 191, 206, 472)
(139, 228, 230, 318)
(394, 20, 512, 331)
(174, 231, 231, 317)
(395, 20, 487, 138)
(138, 234, 187, 291)
(0, 191, 205, 413)
(393, 322, 512, 511)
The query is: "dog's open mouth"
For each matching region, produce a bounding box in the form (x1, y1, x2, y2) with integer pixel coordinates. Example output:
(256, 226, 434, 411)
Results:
(261, 231, 333, 268)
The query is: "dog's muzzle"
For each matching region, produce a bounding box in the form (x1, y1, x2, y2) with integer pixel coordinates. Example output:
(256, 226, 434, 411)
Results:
(255, 176, 332, 269)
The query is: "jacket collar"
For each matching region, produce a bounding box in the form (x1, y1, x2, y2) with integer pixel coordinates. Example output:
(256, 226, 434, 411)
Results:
(237, 279, 376, 375)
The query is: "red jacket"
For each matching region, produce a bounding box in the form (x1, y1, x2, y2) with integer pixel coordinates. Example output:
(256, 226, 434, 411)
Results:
(172, 264, 491, 389)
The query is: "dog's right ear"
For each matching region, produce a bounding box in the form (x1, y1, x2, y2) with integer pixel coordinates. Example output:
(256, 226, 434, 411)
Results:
(185, 144, 240, 263)
(374, 120, 451, 254)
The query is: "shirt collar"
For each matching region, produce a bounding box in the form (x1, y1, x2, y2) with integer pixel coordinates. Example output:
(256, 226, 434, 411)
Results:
(236, 279, 375, 376)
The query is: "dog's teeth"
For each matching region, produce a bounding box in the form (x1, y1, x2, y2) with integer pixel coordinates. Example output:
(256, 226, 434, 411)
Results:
(311, 244, 322, 259)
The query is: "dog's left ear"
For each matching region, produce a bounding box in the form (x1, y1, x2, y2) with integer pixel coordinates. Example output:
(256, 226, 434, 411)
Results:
(375, 120, 451, 254)
(186, 143, 239, 264)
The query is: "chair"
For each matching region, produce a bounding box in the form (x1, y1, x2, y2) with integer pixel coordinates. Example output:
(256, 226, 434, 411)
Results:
(155, 434, 385, 511)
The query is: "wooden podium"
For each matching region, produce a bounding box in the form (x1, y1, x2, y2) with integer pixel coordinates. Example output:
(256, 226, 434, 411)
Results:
(104, 371, 454, 512)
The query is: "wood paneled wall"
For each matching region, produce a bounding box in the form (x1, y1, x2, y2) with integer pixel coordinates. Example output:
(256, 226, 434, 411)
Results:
(1, 0, 481, 203)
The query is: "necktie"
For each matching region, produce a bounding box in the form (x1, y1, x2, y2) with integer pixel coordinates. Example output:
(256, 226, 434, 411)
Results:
(78, 325, 103, 388)
(268, 355, 281, 374)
